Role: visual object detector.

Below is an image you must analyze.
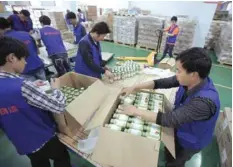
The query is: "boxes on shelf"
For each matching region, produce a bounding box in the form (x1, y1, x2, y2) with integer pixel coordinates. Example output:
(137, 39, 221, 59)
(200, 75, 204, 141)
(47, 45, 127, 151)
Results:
(58, 74, 175, 167)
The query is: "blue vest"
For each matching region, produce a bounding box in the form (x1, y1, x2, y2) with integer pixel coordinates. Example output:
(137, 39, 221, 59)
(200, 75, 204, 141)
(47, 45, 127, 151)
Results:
(174, 77, 220, 150)
(167, 25, 178, 44)
(0, 77, 56, 155)
(10, 14, 32, 32)
(75, 34, 102, 78)
(5, 30, 44, 74)
(73, 23, 84, 44)
(40, 26, 67, 56)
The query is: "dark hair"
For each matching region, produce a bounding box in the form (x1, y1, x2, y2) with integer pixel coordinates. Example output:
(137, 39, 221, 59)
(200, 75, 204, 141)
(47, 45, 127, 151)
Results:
(39, 15, 51, 25)
(78, 8, 81, 12)
(66, 12, 76, 19)
(0, 37, 29, 66)
(91, 22, 111, 34)
(20, 10, 30, 17)
(171, 16, 178, 22)
(13, 10, 19, 14)
(176, 47, 212, 79)
(0, 17, 11, 29)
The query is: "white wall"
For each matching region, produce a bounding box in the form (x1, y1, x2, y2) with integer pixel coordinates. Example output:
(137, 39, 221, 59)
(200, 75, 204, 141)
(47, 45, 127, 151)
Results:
(129, 1, 217, 47)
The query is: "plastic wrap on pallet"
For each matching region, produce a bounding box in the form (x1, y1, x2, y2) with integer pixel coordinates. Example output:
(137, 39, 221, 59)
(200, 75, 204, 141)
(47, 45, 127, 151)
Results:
(205, 20, 226, 49)
(113, 16, 138, 45)
(172, 17, 197, 54)
(215, 22, 232, 64)
(137, 16, 165, 51)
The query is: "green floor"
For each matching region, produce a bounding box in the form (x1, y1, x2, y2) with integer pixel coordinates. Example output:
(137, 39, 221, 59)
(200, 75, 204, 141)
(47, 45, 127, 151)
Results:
(0, 42, 231, 167)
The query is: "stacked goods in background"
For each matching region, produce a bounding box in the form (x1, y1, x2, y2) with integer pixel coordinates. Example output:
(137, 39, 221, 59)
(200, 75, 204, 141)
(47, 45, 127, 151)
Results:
(215, 22, 232, 65)
(113, 16, 138, 45)
(215, 108, 232, 167)
(137, 16, 166, 51)
(95, 13, 114, 41)
(61, 31, 74, 42)
(87, 6, 97, 21)
(205, 20, 226, 49)
(173, 17, 197, 54)
(42, 11, 67, 31)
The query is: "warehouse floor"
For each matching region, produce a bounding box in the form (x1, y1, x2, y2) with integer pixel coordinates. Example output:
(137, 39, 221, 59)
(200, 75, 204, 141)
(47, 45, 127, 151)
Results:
(0, 42, 231, 167)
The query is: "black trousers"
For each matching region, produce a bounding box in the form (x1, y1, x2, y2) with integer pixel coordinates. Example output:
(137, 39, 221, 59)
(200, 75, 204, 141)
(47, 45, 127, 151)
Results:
(27, 136, 72, 167)
(165, 137, 200, 167)
(158, 44, 174, 62)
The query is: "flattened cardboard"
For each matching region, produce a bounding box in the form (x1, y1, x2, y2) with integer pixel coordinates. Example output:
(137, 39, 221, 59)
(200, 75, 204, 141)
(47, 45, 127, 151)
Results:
(91, 127, 160, 167)
(158, 58, 175, 70)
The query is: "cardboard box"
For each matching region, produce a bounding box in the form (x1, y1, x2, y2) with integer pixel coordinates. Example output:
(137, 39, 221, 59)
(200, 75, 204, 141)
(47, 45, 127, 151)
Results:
(0, 2, 5, 13)
(158, 58, 176, 70)
(58, 80, 175, 167)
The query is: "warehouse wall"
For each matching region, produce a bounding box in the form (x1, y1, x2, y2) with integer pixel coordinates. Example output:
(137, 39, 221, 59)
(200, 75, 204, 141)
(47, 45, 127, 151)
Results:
(128, 1, 217, 47)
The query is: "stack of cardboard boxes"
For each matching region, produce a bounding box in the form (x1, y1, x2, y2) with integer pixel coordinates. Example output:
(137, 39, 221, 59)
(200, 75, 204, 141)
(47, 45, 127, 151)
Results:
(87, 6, 97, 21)
(215, 108, 232, 167)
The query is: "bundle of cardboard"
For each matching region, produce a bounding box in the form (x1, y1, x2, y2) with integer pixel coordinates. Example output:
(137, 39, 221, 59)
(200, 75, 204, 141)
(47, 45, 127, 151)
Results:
(173, 17, 197, 54)
(42, 11, 68, 31)
(137, 16, 166, 51)
(87, 6, 97, 21)
(113, 16, 138, 45)
(215, 22, 232, 65)
(215, 108, 232, 167)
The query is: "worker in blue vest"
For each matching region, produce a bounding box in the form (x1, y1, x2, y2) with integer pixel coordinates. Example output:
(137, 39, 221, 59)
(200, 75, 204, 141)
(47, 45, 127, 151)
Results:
(8, 9, 33, 33)
(157, 16, 179, 62)
(65, 9, 73, 31)
(74, 22, 114, 80)
(0, 17, 45, 81)
(77, 8, 86, 22)
(66, 12, 86, 44)
(120, 47, 220, 167)
(0, 37, 72, 167)
(35, 15, 71, 77)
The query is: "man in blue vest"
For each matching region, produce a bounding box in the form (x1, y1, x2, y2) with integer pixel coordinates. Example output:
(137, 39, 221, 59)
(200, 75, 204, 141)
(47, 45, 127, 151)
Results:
(0, 17, 45, 81)
(157, 16, 179, 62)
(66, 12, 86, 44)
(120, 47, 220, 167)
(74, 22, 114, 80)
(8, 9, 33, 33)
(77, 8, 86, 23)
(36, 15, 71, 77)
(0, 37, 72, 167)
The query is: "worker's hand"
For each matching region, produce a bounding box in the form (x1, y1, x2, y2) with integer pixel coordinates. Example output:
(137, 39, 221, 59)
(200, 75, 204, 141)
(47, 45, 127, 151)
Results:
(34, 80, 46, 87)
(51, 78, 60, 89)
(104, 70, 114, 80)
(121, 86, 136, 96)
(118, 104, 138, 116)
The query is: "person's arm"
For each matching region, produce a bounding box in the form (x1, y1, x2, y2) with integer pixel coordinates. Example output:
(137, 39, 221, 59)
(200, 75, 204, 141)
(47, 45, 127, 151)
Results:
(164, 26, 170, 32)
(154, 75, 180, 89)
(167, 27, 179, 37)
(81, 25, 87, 37)
(21, 80, 66, 113)
(156, 97, 216, 128)
(79, 40, 105, 74)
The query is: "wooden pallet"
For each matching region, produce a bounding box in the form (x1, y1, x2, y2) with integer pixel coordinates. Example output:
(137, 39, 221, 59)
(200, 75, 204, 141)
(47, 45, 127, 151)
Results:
(136, 45, 156, 51)
(104, 39, 114, 42)
(114, 41, 136, 47)
(114, 14, 135, 17)
(218, 61, 232, 66)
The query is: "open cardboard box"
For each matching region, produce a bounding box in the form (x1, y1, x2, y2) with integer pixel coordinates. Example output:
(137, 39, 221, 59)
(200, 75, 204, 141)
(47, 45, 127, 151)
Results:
(57, 75, 176, 167)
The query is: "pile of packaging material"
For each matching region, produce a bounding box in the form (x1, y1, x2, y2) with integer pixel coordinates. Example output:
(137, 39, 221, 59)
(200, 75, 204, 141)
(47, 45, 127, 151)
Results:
(42, 11, 67, 31)
(173, 17, 197, 54)
(215, 107, 232, 167)
(137, 16, 166, 51)
(95, 13, 114, 41)
(205, 21, 226, 49)
(113, 16, 138, 45)
(215, 22, 232, 64)
(62, 31, 74, 42)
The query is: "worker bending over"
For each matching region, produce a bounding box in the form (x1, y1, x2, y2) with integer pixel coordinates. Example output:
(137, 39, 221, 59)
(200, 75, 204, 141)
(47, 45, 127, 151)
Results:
(66, 12, 86, 44)
(35, 15, 71, 77)
(157, 16, 179, 62)
(120, 47, 220, 167)
(74, 22, 114, 79)
(8, 9, 33, 33)
(0, 37, 72, 167)
(0, 17, 45, 81)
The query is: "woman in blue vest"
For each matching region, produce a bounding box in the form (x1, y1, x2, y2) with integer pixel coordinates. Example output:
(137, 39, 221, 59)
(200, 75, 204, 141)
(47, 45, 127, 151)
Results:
(66, 12, 86, 44)
(120, 47, 220, 167)
(74, 22, 114, 80)
(0, 17, 45, 81)
(35, 15, 71, 77)
(0, 37, 72, 167)
(157, 16, 179, 62)
(8, 9, 33, 33)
